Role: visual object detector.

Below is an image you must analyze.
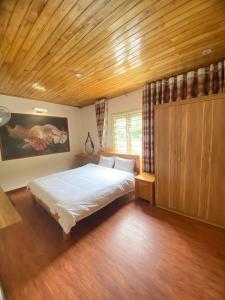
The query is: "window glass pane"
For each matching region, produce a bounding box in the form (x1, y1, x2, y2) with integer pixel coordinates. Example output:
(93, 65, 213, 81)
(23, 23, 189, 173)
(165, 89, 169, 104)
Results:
(129, 113, 142, 154)
(130, 140, 142, 155)
(113, 116, 128, 153)
(112, 111, 142, 155)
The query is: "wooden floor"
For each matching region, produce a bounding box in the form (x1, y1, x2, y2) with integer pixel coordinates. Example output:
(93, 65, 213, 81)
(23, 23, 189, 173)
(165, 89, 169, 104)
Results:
(1, 189, 225, 300)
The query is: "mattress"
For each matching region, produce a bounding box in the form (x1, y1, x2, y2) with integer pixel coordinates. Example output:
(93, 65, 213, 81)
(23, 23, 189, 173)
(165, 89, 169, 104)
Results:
(27, 163, 135, 233)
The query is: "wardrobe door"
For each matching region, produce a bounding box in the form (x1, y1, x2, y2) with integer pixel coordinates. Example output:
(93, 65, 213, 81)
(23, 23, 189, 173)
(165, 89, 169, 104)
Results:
(206, 99, 225, 227)
(155, 100, 210, 220)
(169, 104, 187, 212)
(181, 101, 206, 218)
(155, 106, 170, 208)
(167, 105, 177, 209)
(155, 104, 188, 211)
(199, 100, 213, 220)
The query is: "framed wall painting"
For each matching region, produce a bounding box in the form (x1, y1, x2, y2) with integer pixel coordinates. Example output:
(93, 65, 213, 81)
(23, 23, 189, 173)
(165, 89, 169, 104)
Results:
(0, 113, 70, 160)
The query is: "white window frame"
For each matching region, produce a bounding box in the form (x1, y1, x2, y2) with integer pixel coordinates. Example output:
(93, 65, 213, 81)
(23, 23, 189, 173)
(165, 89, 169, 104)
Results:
(112, 110, 142, 155)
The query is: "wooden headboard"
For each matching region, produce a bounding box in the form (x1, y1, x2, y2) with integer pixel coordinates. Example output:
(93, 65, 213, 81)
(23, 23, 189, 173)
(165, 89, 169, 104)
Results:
(98, 152, 141, 174)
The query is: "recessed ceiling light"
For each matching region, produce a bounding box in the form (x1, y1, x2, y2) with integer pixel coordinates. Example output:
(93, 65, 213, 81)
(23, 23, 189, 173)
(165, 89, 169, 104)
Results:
(32, 82, 46, 91)
(202, 48, 212, 56)
(74, 72, 82, 78)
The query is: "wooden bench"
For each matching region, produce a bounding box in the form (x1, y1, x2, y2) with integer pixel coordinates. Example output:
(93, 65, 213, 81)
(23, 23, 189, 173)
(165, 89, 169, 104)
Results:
(0, 186, 22, 300)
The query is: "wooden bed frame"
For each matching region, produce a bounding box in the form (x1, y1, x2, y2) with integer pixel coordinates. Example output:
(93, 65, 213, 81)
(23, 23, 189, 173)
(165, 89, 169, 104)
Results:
(31, 152, 140, 240)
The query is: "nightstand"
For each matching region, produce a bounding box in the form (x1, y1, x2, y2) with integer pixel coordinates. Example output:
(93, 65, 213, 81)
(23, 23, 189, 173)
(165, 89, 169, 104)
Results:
(135, 172, 155, 205)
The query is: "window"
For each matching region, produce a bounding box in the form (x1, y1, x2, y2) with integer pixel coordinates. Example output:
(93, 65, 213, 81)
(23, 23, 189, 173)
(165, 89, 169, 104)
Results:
(112, 111, 142, 155)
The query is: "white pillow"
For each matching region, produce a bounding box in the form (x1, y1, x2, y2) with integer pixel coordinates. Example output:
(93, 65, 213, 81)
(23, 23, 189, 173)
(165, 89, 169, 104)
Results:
(98, 156, 115, 168)
(114, 156, 135, 173)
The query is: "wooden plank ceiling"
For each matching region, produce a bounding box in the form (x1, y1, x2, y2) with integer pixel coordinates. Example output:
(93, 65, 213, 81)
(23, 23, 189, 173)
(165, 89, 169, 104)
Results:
(0, 0, 225, 107)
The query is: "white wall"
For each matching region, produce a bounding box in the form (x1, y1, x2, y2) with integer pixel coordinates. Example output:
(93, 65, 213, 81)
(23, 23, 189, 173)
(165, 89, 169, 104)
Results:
(80, 89, 142, 152)
(0, 89, 142, 191)
(0, 95, 82, 191)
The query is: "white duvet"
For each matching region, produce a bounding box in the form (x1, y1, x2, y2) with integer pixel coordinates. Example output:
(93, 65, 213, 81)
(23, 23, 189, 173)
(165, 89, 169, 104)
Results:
(27, 164, 134, 233)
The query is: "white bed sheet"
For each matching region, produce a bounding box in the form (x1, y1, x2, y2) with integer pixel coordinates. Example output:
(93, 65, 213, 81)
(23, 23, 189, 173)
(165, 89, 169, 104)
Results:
(27, 163, 134, 233)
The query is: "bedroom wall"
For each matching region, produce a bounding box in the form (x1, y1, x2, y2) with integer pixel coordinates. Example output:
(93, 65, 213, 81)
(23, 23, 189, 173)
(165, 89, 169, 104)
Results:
(0, 95, 82, 191)
(80, 89, 142, 152)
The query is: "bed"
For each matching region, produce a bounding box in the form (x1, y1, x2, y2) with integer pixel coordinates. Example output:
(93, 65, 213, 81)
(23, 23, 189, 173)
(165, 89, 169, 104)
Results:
(28, 153, 140, 239)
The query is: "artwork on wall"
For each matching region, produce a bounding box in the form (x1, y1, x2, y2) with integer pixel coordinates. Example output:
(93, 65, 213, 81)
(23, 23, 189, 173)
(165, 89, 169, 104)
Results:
(0, 113, 70, 160)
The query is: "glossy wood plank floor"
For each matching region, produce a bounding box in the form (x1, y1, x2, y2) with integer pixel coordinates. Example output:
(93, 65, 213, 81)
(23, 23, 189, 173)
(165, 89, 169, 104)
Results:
(1, 189, 225, 300)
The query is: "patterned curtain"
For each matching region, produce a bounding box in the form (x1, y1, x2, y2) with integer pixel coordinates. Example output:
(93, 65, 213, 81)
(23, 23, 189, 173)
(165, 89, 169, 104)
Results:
(95, 99, 108, 151)
(146, 60, 225, 104)
(142, 83, 155, 173)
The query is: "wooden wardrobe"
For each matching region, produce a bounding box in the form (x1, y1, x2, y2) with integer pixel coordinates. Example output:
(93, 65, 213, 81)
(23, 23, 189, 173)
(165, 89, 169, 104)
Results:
(155, 93, 225, 228)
